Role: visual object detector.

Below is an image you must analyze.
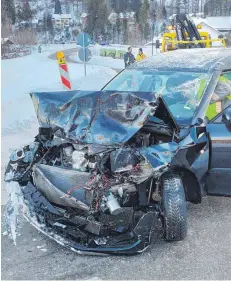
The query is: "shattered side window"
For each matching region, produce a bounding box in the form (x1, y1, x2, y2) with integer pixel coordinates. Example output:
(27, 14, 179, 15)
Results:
(163, 72, 210, 125)
(212, 105, 231, 123)
(223, 72, 231, 81)
(210, 72, 231, 105)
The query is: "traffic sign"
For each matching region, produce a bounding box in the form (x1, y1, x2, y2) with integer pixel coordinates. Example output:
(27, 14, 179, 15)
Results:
(78, 48, 92, 62)
(77, 32, 91, 47)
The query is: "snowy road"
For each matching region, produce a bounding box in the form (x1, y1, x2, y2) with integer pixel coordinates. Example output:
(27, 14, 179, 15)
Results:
(2, 197, 231, 280)
(2, 45, 231, 280)
(48, 46, 124, 72)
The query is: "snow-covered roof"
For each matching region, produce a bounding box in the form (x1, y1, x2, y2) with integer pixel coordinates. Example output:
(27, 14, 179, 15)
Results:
(169, 15, 231, 31)
(52, 14, 71, 20)
(119, 12, 135, 19)
(130, 48, 231, 72)
(1, 38, 14, 45)
(205, 17, 231, 31)
(170, 13, 205, 19)
(191, 18, 223, 35)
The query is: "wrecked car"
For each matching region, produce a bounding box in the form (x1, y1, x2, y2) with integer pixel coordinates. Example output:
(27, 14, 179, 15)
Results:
(5, 48, 231, 255)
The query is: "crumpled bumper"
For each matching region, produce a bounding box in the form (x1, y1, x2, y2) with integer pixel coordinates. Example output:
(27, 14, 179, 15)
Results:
(20, 183, 157, 256)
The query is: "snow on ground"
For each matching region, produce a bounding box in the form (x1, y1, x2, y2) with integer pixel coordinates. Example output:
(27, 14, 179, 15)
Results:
(70, 54, 124, 70)
(70, 45, 159, 69)
(90, 44, 158, 58)
(1, 44, 117, 205)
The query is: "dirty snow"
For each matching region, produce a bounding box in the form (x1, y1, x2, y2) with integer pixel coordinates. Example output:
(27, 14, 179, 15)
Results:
(70, 54, 124, 70)
(37, 245, 48, 252)
(1, 44, 117, 205)
(4, 181, 27, 244)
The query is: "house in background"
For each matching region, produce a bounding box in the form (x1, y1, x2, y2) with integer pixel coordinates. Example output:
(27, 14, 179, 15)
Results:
(1, 38, 14, 46)
(192, 18, 223, 37)
(52, 14, 72, 28)
(1, 38, 15, 59)
(192, 16, 231, 36)
(204, 17, 231, 35)
(191, 16, 231, 46)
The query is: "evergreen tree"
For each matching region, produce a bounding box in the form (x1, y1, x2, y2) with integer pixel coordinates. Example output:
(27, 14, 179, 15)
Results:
(111, 0, 141, 13)
(203, 0, 231, 16)
(43, 13, 55, 42)
(84, 0, 109, 41)
(122, 19, 128, 44)
(1, 0, 16, 24)
(137, 0, 150, 43)
(144, 22, 150, 42)
(54, 0, 62, 14)
(162, 5, 167, 20)
(116, 18, 121, 43)
(65, 27, 71, 41)
(17, 0, 34, 22)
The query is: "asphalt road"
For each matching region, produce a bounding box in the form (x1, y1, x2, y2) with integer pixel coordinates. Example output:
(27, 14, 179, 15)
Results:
(48, 47, 122, 73)
(48, 47, 80, 63)
(2, 196, 231, 280)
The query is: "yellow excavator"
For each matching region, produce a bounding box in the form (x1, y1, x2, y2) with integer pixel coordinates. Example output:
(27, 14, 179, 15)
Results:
(161, 14, 226, 53)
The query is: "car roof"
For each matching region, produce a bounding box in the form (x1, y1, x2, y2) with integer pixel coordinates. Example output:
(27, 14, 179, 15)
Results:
(129, 48, 231, 72)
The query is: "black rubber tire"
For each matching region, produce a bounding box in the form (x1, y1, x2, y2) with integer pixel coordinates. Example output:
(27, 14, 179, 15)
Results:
(161, 173, 187, 241)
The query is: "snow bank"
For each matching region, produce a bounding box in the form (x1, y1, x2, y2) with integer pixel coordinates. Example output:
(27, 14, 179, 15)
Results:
(69, 54, 124, 70)
(2, 46, 117, 205)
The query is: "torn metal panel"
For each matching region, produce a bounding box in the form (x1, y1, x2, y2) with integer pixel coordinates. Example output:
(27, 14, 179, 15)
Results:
(140, 142, 179, 168)
(30, 91, 158, 145)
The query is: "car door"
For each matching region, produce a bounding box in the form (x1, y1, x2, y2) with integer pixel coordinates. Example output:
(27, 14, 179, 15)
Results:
(205, 71, 231, 196)
(206, 105, 231, 196)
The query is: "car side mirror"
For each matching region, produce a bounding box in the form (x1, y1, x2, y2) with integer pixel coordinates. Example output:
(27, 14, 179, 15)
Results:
(222, 108, 231, 126)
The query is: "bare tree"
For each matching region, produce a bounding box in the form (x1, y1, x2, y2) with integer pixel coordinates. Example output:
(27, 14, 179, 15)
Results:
(12, 29, 37, 46)
(1, 22, 13, 38)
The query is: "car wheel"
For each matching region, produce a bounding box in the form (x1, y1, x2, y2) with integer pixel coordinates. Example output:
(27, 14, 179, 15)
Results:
(161, 172, 187, 241)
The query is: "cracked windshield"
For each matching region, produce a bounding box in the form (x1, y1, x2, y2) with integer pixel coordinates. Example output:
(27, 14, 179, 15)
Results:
(104, 70, 211, 124)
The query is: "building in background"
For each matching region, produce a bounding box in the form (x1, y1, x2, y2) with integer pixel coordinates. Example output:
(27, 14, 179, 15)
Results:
(192, 16, 231, 36)
(52, 14, 72, 28)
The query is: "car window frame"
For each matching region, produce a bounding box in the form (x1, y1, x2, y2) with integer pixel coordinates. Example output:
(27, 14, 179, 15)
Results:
(209, 105, 231, 124)
(208, 69, 231, 124)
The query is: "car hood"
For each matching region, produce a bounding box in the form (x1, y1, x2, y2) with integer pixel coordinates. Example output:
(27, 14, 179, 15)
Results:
(31, 90, 173, 145)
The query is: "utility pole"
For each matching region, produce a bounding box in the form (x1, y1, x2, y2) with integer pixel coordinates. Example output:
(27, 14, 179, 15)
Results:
(152, 12, 156, 56)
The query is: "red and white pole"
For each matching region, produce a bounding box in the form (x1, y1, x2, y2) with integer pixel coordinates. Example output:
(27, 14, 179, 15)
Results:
(56, 51, 72, 90)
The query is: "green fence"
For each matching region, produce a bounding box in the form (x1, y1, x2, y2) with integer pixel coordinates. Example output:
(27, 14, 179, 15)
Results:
(100, 48, 126, 59)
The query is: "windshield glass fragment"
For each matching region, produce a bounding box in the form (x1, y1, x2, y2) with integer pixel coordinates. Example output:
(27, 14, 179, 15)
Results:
(104, 70, 211, 125)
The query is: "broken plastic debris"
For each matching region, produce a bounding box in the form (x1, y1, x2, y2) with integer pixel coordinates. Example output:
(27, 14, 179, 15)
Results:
(4, 181, 26, 245)
(4, 170, 15, 182)
(93, 237, 107, 245)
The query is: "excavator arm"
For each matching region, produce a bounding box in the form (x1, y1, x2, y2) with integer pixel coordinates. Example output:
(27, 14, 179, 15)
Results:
(174, 14, 205, 48)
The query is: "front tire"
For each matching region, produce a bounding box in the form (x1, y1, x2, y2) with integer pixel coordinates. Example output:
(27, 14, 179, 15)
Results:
(161, 173, 187, 241)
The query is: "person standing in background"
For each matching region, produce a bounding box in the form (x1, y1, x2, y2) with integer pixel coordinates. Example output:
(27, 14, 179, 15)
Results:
(136, 48, 147, 62)
(124, 47, 135, 68)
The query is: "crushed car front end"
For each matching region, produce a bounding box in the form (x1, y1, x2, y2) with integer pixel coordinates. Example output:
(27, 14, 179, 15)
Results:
(4, 83, 211, 254)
